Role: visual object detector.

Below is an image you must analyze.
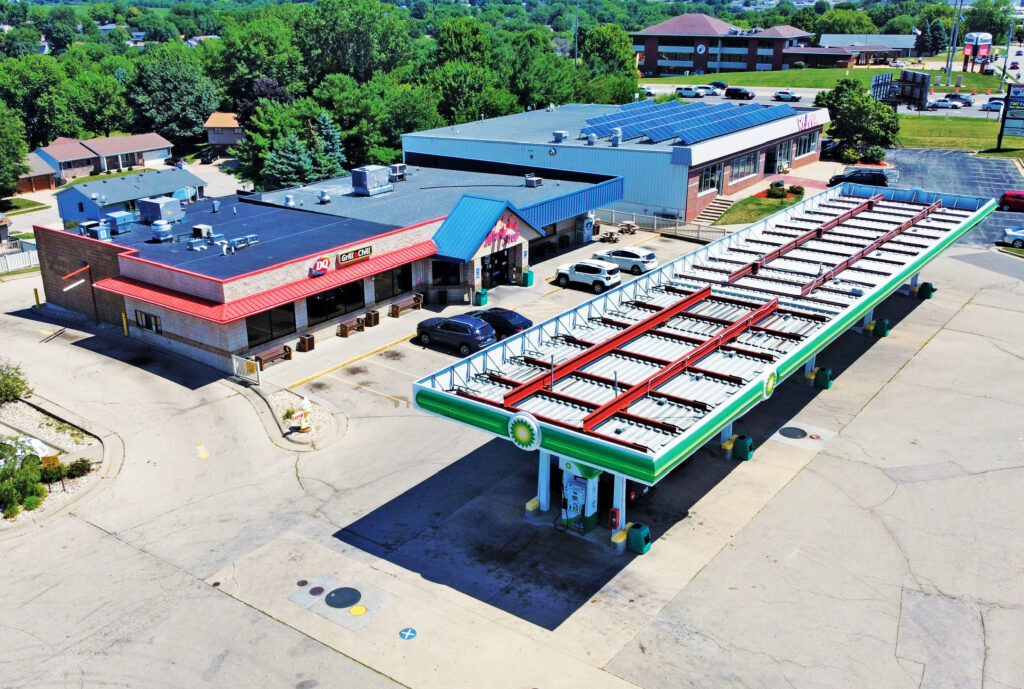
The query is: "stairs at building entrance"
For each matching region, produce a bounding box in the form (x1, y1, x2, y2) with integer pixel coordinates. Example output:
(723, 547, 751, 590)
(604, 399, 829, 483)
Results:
(693, 197, 736, 225)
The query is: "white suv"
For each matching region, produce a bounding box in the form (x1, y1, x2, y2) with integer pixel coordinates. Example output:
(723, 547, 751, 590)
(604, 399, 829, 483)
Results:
(555, 259, 621, 294)
(592, 247, 659, 275)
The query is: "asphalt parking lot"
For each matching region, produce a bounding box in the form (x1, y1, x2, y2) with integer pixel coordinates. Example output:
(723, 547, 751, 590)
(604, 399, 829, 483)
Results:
(887, 148, 1021, 246)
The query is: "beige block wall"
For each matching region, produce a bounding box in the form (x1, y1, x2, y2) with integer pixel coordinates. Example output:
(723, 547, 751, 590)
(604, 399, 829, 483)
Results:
(124, 296, 245, 372)
(120, 256, 226, 302)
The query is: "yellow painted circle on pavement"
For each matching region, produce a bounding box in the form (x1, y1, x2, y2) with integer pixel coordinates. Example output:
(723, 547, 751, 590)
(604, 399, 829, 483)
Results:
(350, 605, 367, 616)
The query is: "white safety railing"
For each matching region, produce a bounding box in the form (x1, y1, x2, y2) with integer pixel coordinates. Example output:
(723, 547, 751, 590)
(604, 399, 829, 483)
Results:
(594, 208, 731, 243)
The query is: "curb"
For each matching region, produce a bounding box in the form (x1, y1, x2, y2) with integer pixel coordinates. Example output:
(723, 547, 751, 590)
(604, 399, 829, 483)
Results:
(996, 246, 1024, 259)
(0, 394, 125, 541)
(219, 378, 347, 453)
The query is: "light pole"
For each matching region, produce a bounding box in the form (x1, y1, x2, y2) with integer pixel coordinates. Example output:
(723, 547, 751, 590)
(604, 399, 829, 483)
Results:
(1000, 21, 1016, 93)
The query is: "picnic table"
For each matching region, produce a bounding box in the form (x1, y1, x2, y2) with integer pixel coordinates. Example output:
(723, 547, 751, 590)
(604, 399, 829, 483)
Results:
(599, 230, 620, 243)
(618, 221, 638, 235)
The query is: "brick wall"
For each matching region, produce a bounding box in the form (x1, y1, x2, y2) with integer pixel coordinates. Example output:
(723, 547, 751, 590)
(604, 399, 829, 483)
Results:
(35, 226, 127, 325)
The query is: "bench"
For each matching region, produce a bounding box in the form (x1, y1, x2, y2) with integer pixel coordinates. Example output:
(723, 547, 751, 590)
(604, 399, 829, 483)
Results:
(254, 344, 292, 370)
(336, 314, 365, 338)
(388, 292, 424, 318)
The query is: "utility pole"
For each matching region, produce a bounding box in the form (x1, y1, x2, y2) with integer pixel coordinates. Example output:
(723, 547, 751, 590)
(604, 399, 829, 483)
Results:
(1000, 20, 1016, 93)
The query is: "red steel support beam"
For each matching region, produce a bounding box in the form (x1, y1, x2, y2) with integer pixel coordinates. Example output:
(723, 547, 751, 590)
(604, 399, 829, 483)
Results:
(580, 299, 779, 432)
(802, 200, 942, 297)
(503, 285, 713, 407)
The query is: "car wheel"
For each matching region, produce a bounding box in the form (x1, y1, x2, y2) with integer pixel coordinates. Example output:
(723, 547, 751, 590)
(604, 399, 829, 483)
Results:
(593, 282, 605, 294)
(630, 265, 643, 275)
(1002, 204, 1011, 211)
(420, 332, 431, 346)
(557, 274, 569, 287)
(1014, 239, 1024, 248)
(458, 343, 472, 357)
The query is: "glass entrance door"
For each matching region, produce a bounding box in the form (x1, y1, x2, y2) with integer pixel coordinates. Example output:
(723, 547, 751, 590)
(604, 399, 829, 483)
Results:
(481, 249, 512, 289)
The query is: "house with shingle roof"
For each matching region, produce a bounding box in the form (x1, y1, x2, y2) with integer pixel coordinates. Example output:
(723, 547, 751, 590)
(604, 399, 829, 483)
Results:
(54, 168, 207, 224)
(632, 13, 811, 76)
(34, 133, 174, 182)
(204, 113, 245, 147)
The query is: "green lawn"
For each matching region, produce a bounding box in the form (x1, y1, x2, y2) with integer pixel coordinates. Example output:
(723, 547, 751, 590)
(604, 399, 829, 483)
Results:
(1003, 247, 1024, 257)
(68, 168, 155, 186)
(0, 198, 49, 216)
(714, 194, 804, 225)
(643, 68, 1003, 94)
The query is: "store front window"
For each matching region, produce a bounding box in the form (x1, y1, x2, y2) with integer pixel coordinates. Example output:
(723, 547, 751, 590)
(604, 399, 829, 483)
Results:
(374, 264, 412, 303)
(432, 261, 462, 287)
(306, 282, 364, 326)
(246, 303, 296, 348)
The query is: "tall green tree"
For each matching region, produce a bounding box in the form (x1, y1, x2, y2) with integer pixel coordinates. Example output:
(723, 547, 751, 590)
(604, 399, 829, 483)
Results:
(816, 9, 878, 35)
(435, 17, 492, 66)
(881, 15, 916, 35)
(72, 70, 133, 137)
(815, 78, 899, 152)
(965, 0, 1014, 44)
(0, 55, 82, 148)
(217, 16, 305, 103)
(428, 61, 518, 125)
(309, 111, 346, 180)
(0, 102, 29, 198)
(131, 43, 218, 142)
(580, 24, 636, 78)
(929, 19, 948, 57)
(231, 98, 305, 182)
(47, 22, 76, 53)
(302, 0, 411, 83)
(261, 133, 313, 190)
(1, 26, 41, 59)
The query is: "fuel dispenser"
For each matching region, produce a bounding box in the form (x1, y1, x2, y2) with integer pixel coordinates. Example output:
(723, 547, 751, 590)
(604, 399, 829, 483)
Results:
(558, 458, 600, 534)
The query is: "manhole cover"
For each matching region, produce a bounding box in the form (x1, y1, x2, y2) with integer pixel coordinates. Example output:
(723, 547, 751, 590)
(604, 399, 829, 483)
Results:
(779, 427, 807, 439)
(325, 587, 361, 609)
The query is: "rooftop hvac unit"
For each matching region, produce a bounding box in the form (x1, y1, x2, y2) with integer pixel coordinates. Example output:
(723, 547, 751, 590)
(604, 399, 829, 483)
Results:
(388, 163, 407, 182)
(138, 196, 184, 224)
(611, 127, 622, 147)
(284, 194, 296, 207)
(318, 190, 331, 204)
(525, 173, 543, 188)
(104, 211, 134, 235)
(352, 165, 394, 196)
(192, 224, 213, 239)
(150, 220, 173, 243)
(552, 130, 567, 143)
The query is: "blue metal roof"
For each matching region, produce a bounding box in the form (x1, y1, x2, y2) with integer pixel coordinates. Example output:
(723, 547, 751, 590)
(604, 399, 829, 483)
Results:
(432, 196, 535, 263)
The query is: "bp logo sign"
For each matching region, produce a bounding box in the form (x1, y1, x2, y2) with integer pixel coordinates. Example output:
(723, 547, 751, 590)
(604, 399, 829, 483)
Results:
(763, 370, 778, 400)
(508, 412, 541, 451)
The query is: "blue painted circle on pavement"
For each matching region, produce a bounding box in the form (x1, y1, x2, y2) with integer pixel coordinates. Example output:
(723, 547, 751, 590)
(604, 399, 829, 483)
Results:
(399, 627, 417, 640)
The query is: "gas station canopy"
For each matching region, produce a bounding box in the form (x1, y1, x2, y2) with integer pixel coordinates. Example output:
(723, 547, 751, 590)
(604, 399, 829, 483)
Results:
(414, 184, 995, 485)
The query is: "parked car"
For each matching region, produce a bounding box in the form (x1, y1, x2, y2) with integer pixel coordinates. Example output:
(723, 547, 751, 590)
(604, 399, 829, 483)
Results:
(927, 99, 961, 109)
(944, 93, 974, 106)
(464, 307, 533, 339)
(675, 86, 704, 98)
(891, 60, 906, 67)
(724, 86, 756, 100)
(591, 246, 659, 275)
(981, 100, 1004, 112)
(199, 149, 218, 164)
(999, 190, 1024, 211)
(1002, 226, 1024, 248)
(695, 84, 721, 96)
(708, 80, 728, 90)
(820, 138, 843, 160)
(989, 95, 1006, 103)
(1016, 49, 1023, 56)
(828, 168, 889, 187)
(1011, 61, 1020, 69)
(555, 259, 621, 293)
(639, 86, 655, 97)
(416, 315, 497, 357)
(773, 89, 801, 102)
(982, 67, 996, 76)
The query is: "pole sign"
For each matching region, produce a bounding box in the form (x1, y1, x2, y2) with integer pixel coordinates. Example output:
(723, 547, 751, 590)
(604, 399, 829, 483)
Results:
(1005, 84, 1024, 137)
(310, 255, 332, 276)
(338, 245, 373, 266)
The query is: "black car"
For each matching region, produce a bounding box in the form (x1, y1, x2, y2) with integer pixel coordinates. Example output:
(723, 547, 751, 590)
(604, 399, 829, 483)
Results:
(724, 86, 755, 100)
(416, 315, 497, 357)
(820, 138, 843, 160)
(465, 307, 533, 339)
(199, 149, 218, 164)
(828, 169, 889, 187)
(708, 80, 728, 90)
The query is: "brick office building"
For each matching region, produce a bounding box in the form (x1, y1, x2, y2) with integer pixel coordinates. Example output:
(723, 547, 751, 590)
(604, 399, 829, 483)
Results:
(632, 14, 811, 76)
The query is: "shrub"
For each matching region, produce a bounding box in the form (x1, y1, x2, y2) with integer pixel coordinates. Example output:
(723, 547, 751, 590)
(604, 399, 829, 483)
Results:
(766, 186, 788, 199)
(861, 145, 886, 164)
(0, 480, 17, 510)
(793, 61, 806, 69)
(41, 462, 67, 484)
(3, 503, 18, 519)
(769, 179, 786, 188)
(282, 408, 296, 421)
(66, 458, 92, 479)
(839, 148, 860, 165)
(23, 495, 41, 510)
(787, 185, 805, 196)
(0, 360, 32, 404)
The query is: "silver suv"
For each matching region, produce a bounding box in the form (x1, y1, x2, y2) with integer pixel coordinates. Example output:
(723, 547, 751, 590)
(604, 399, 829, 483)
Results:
(555, 259, 621, 294)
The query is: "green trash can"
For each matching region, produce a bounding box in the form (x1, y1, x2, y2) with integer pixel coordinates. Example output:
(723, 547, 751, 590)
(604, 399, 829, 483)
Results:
(917, 282, 935, 300)
(873, 318, 890, 337)
(522, 270, 534, 287)
(475, 288, 488, 306)
(627, 523, 651, 554)
(733, 435, 754, 461)
(813, 367, 833, 390)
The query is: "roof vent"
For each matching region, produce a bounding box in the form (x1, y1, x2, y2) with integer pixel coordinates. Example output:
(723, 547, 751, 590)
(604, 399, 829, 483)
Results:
(192, 224, 213, 239)
(150, 220, 172, 243)
(611, 127, 622, 147)
(388, 163, 407, 183)
(318, 190, 331, 204)
(352, 165, 394, 196)
(284, 194, 296, 208)
(212, 199, 221, 213)
(552, 130, 567, 143)
(525, 173, 543, 188)
(587, 133, 597, 146)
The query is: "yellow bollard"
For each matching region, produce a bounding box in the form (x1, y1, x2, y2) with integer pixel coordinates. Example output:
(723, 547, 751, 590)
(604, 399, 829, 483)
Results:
(33, 288, 40, 309)
(121, 312, 129, 336)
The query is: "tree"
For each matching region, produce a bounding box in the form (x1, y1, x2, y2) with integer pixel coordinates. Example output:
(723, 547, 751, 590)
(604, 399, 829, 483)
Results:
(815, 78, 899, 152)
(814, 0, 831, 15)
(261, 133, 313, 190)
(89, 3, 118, 25)
(217, 17, 305, 103)
(816, 9, 878, 35)
(914, 24, 934, 55)
(881, 16, 916, 35)
(0, 103, 29, 199)
(1, 26, 41, 59)
(237, 78, 294, 129)
(131, 43, 218, 142)
(965, 0, 1014, 44)
(302, 0, 411, 83)
(0, 54, 82, 148)
(929, 19, 948, 57)
(790, 8, 820, 33)
(103, 27, 130, 55)
(48, 22, 76, 53)
(231, 99, 304, 182)
(580, 24, 635, 78)
(436, 17, 491, 67)
(428, 60, 518, 124)
(309, 111, 346, 180)
(72, 71, 132, 137)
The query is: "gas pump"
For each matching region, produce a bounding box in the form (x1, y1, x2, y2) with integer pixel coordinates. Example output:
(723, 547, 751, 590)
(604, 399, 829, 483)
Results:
(558, 458, 600, 534)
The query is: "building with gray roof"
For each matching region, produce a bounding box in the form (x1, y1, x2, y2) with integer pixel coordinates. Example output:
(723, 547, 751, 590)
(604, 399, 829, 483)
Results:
(55, 168, 207, 224)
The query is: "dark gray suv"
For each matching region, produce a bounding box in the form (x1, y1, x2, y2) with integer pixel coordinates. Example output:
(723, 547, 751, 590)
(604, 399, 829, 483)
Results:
(828, 169, 889, 187)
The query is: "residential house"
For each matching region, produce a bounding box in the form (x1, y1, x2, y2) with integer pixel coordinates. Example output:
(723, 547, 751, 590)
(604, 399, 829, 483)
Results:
(35, 133, 174, 182)
(185, 34, 220, 49)
(54, 168, 207, 224)
(204, 113, 245, 147)
(97, 23, 118, 35)
(129, 31, 145, 45)
(16, 152, 58, 194)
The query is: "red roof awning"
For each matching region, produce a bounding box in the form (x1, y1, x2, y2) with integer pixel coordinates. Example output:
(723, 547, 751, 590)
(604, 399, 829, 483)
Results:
(95, 240, 436, 324)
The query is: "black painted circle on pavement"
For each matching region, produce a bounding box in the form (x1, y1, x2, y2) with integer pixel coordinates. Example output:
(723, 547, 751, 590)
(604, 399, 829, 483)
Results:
(779, 427, 807, 439)
(325, 587, 361, 609)
(309, 586, 325, 596)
